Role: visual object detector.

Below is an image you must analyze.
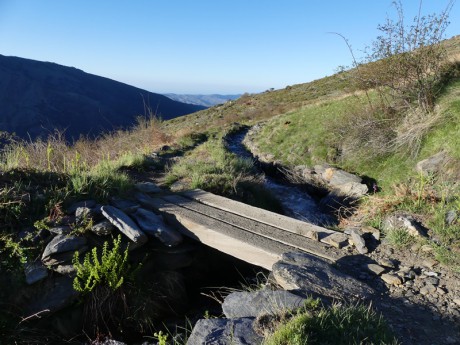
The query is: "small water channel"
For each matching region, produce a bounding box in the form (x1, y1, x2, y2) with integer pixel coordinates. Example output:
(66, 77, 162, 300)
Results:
(225, 128, 335, 226)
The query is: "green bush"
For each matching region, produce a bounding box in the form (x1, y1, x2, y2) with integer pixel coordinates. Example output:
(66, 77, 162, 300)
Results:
(73, 235, 129, 293)
(263, 303, 399, 345)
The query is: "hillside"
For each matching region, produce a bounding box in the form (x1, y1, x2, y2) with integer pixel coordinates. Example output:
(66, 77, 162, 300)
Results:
(2, 34, 460, 344)
(0, 55, 204, 141)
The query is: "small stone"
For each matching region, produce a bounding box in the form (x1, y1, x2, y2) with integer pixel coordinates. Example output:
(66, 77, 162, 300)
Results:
(422, 258, 438, 269)
(67, 200, 96, 214)
(361, 226, 381, 241)
(135, 182, 162, 193)
(75, 207, 93, 222)
(453, 298, 460, 306)
(48, 225, 72, 235)
(320, 232, 349, 248)
(350, 229, 368, 254)
(437, 287, 447, 295)
(379, 258, 396, 269)
(381, 273, 402, 286)
(425, 276, 440, 286)
(421, 244, 434, 252)
(405, 290, 414, 298)
(91, 220, 114, 236)
(366, 264, 386, 276)
(24, 261, 48, 284)
(424, 271, 439, 277)
(406, 270, 417, 280)
(420, 284, 437, 295)
(445, 210, 458, 225)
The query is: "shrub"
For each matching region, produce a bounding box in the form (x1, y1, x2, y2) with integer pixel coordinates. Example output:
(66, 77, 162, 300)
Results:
(73, 235, 129, 294)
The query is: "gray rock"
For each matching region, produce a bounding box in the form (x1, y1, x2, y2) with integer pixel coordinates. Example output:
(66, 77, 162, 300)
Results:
(315, 165, 368, 197)
(420, 284, 437, 295)
(350, 229, 368, 254)
(381, 273, 402, 286)
(415, 151, 448, 176)
(131, 208, 182, 247)
(101, 206, 148, 245)
(135, 181, 162, 193)
(272, 252, 373, 300)
(91, 220, 115, 236)
(425, 276, 440, 286)
(378, 258, 397, 269)
(26, 276, 79, 315)
(48, 225, 72, 235)
(361, 226, 381, 241)
(75, 206, 93, 222)
(445, 210, 458, 225)
(320, 232, 349, 248)
(24, 261, 48, 284)
(366, 264, 386, 276)
(67, 200, 96, 214)
(186, 318, 263, 345)
(222, 290, 307, 319)
(52, 264, 77, 276)
(383, 213, 427, 237)
(41, 235, 87, 263)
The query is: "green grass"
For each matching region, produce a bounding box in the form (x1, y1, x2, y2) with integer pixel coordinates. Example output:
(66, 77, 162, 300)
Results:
(263, 303, 399, 345)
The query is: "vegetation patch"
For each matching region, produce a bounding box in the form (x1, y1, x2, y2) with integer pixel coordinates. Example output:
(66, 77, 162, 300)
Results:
(261, 302, 398, 345)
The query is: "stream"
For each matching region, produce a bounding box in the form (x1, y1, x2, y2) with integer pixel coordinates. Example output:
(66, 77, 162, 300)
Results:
(225, 128, 335, 226)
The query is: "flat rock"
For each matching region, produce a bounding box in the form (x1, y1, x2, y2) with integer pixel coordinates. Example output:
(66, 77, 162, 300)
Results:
(366, 264, 386, 276)
(135, 181, 162, 193)
(48, 225, 72, 235)
(272, 252, 373, 300)
(381, 273, 402, 286)
(420, 283, 437, 295)
(222, 290, 307, 319)
(67, 200, 96, 214)
(350, 229, 368, 254)
(415, 151, 449, 176)
(186, 318, 263, 345)
(320, 232, 349, 248)
(131, 208, 182, 247)
(91, 220, 114, 236)
(101, 205, 148, 245)
(42, 234, 87, 262)
(361, 226, 381, 241)
(24, 261, 48, 284)
(26, 276, 79, 315)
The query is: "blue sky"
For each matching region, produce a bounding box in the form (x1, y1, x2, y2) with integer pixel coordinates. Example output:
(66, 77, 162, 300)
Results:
(0, 1, 458, 94)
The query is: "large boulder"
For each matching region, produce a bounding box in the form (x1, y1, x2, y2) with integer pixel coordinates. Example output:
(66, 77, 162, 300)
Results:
(272, 252, 373, 301)
(416, 151, 449, 176)
(315, 164, 368, 197)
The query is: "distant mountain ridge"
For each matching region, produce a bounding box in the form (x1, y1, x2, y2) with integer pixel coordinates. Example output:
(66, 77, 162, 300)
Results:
(0, 55, 205, 141)
(164, 93, 241, 107)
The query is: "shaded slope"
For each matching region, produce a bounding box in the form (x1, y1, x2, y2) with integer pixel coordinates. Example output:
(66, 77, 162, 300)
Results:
(0, 55, 205, 141)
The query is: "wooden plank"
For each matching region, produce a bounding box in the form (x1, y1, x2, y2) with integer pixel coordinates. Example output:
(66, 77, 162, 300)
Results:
(163, 194, 343, 262)
(137, 195, 301, 270)
(182, 189, 337, 239)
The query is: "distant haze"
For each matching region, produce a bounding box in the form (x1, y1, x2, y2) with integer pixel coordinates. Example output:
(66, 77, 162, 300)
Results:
(164, 94, 242, 107)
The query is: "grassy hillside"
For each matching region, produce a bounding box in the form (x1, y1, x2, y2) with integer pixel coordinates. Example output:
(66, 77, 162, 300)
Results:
(1, 32, 460, 344)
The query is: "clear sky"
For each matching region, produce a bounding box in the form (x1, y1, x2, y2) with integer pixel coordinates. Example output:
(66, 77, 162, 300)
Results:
(0, 1, 458, 94)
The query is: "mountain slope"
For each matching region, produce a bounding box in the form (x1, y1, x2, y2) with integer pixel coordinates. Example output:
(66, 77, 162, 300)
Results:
(0, 55, 205, 141)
